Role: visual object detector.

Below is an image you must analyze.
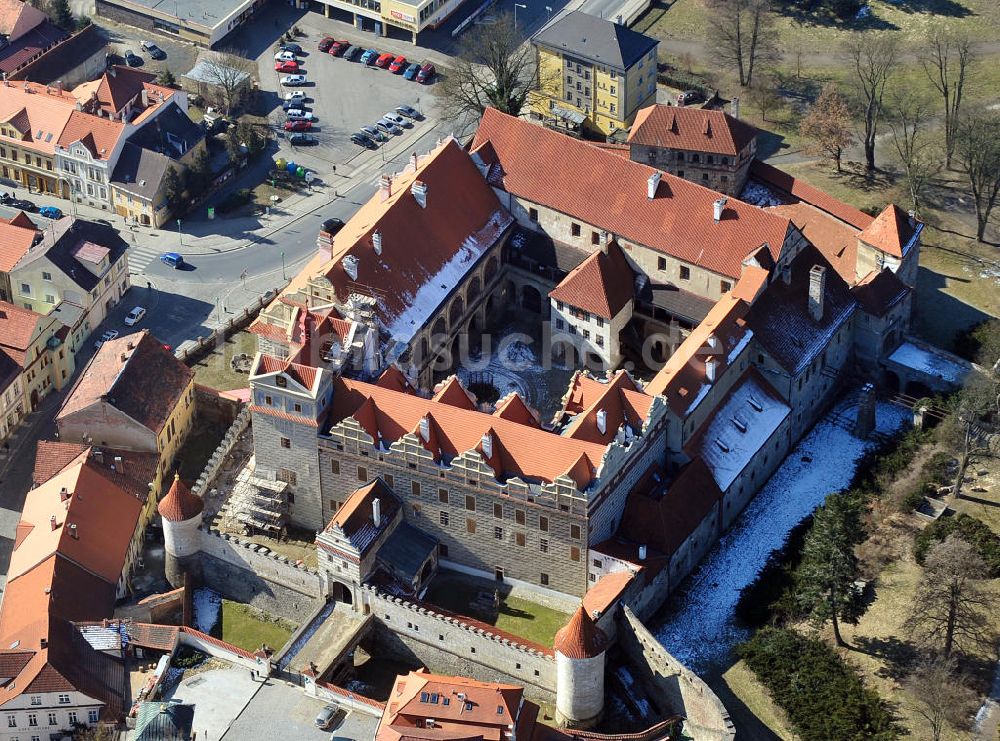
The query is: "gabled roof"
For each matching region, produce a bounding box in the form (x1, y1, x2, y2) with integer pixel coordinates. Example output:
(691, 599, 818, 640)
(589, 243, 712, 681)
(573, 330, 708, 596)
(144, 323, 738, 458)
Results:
(553, 605, 607, 659)
(628, 104, 757, 156)
(766, 201, 858, 284)
(532, 10, 658, 70)
(92, 65, 156, 115)
(57, 109, 125, 161)
(32, 441, 89, 486)
(0, 300, 46, 366)
(254, 353, 319, 392)
(548, 241, 634, 320)
(858, 204, 916, 258)
(0, 81, 77, 154)
(0, 18, 67, 75)
(431, 375, 477, 410)
(325, 479, 400, 557)
(109, 142, 172, 201)
(158, 474, 203, 522)
(471, 109, 792, 280)
(375, 365, 415, 394)
(127, 101, 205, 159)
(0, 211, 39, 272)
(749, 160, 873, 231)
(851, 268, 910, 317)
(558, 371, 654, 445)
(0, 0, 46, 40)
(492, 393, 540, 427)
(16, 217, 129, 294)
(58, 330, 194, 435)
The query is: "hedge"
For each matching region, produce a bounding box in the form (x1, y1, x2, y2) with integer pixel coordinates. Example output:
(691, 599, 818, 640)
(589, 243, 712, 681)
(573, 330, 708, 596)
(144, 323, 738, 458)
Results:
(914, 513, 1000, 577)
(739, 627, 899, 740)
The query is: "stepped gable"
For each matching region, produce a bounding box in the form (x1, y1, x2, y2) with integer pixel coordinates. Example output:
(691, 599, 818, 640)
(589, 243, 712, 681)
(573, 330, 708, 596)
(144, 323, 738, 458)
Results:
(157, 474, 203, 522)
(554, 605, 607, 659)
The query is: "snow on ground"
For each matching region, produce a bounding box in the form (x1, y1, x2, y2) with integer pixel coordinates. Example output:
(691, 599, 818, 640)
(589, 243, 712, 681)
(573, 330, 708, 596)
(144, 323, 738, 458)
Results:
(653, 397, 910, 673)
(888, 341, 968, 384)
(193, 588, 222, 634)
(739, 181, 785, 208)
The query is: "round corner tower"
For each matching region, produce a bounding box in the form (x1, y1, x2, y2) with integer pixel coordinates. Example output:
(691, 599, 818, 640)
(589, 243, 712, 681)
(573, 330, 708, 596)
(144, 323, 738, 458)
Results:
(554, 605, 607, 729)
(159, 474, 204, 589)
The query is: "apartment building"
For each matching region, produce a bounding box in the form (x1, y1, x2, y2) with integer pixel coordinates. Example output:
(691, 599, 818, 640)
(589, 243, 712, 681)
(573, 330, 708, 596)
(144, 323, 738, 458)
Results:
(0, 300, 73, 415)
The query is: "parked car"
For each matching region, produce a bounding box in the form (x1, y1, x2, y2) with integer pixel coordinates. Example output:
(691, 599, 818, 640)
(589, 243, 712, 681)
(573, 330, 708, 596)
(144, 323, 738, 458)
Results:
(159, 252, 184, 268)
(360, 48, 379, 65)
(140, 41, 166, 59)
(282, 99, 308, 111)
(124, 49, 142, 67)
(275, 60, 300, 73)
(284, 90, 307, 102)
(283, 119, 312, 131)
(416, 63, 435, 83)
(38, 206, 62, 219)
(322, 217, 345, 235)
(376, 119, 401, 136)
(351, 132, 376, 148)
(329, 40, 349, 56)
(123, 306, 147, 326)
(382, 112, 409, 128)
(361, 125, 387, 142)
(0, 193, 37, 211)
(375, 52, 394, 68)
(280, 74, 306, 86)
(395, 105, 422, 120)
(281, 42, 303, 55)
(289, 133, 318, 146)
(318, 37, 334, 52)
(314, 705, 342, 731)
(343, 45, 361, 61)
(676, 89, 703, 106)
(94, 329, 119, 349)
(403, 62, 421, 81)
(274, 50, 297, 62)
(389, 55, 407, 73)
(286, 109, 315, 121)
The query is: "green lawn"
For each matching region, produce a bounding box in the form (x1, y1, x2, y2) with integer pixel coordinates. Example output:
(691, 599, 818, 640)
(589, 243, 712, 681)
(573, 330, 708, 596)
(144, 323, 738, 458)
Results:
(422, 572, 570, 647)
(189, 330, 257, 392)
(218, 600, 295, 653)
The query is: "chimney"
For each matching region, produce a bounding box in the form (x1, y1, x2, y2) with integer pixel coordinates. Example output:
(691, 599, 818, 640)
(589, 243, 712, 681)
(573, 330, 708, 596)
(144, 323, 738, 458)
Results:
(419, 416, 430, 442)
(481, 432, 493, 459)
(120, 352, 127, 362)
(59, 487, 70, 501)
(907, 209, 916, 228)
(379, 173, 392, 199)
(141, 88, 149, 107)
(808, 265, 826, 322)
(342, 255, 359, 281)
(596, 409, 607, 435)
(114, 455, 123, 474)
(411, 180, 428, 208)
(411, 151, 418, 170)
(50, 515, 57, 531)
(372, 498, 381, 527)
(68, 524, 78, 539)
(705, 356, 717, 383)
(94, 449, 103, 463)
(730, 96, 740, 119)
(317, 230, 333, 261)
(372, 231, 382, 255)
(638, 544, 647, 560)
(781, 265, 791, 285)
(713, 197, 728, 223)
(646, 172, 661, 200)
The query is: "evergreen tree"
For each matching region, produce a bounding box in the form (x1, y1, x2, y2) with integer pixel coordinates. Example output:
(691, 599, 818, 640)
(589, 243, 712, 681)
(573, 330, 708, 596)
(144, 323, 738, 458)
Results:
(48, 0, 75, 30)
(796, 492, 864, 647)
(158, 68, 177, 87)
(163, 166, 184, 207)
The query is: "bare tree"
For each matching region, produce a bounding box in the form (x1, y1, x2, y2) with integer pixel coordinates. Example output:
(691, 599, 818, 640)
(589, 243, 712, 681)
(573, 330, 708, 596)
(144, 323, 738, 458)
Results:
(199, 50, 255, 116)
(940, 367, 1000, 497)
(846, 33, 899, 172)
(886, 85, 939, 214)
(441, 12, 541, 122)
(800, 83, 853, 172)
(705, 0, 778, 88)
(904, 657, 978, 741)
(905, 535, 997, 658)
(955, 111, 1000, 243)
(748, 72, 781, 123)
(921, 24, 974, 170)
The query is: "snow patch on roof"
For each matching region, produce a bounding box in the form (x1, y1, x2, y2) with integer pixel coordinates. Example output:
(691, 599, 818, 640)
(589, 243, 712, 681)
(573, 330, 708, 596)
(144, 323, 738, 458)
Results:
(727, 329, 754, 365)
(686, 382, 712, 416)
(740, 181, 784, 208)
(888, 341, 967, 384)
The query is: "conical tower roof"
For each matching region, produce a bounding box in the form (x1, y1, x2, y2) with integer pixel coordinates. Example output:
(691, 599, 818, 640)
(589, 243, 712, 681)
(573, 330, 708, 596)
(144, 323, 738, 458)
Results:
(158, 473, 204, 522)
(554, 605, 607, 659)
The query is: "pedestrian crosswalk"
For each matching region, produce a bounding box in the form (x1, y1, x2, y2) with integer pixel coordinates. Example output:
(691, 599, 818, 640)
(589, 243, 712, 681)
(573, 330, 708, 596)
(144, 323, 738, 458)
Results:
(126, 242, 165, 274)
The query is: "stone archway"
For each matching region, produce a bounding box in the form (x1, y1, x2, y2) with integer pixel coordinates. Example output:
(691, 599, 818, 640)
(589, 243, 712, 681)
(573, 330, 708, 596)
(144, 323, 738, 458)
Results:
(467, 276, 482, 304)
(884, 370, 901, 394)
(331, 581, 353, 605)
(521, 285, 542, 313)
(449, 296, 465, 326)
(485, 256, 499, 284)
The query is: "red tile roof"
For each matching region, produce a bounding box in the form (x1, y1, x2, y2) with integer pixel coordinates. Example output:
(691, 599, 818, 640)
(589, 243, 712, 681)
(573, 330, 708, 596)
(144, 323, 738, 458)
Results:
(767, 201, 859, 283)
(125, 622, 179, 652)
(375, 365, 415, 394)
(93, 65, 157, 114)
(431, 375, 477, 410)
(549, 241, 634, 319)
(471, 108, 792, 279)
(328, 478, 399, 539)
(254, 353, 318, 390)
(0, 212, 38, 272)
(57, 110, 125, 161)
(749, 160, 873, 231)
(0, 300, 46, 366)
(554, 606, 607, 659)
(851, 268, 910, 317)
(628, 104, 757, 156)
(559, 371, 654, 445)
(32, 441, 89, 485)
(858, 204, 916, 258)
(582, 570, 634, 617)
(157, 474, 203, 522)
(492, 393, 540, 427)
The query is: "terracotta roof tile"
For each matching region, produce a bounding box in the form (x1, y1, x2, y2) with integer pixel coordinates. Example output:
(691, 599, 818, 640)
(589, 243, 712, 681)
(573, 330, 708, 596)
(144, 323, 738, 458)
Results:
(0, 213, 38, 272)
(559, 371, 654, 445)
(858, 204, 916, 258)
(851, 268, 909, 317)
(553, 606, 607, 658)
(767, 201, 858, 283)
(492, 393, 540, 427)
(749, 160, 873, 230)
(93, 65, 156, 114)
(549, 241, 634, 319)
(628, 104, 757, 156)
(56, 110, 125, 160)
(471, 108, 792, 279)
(250, 404, 320, 426)
(125, 622, 179, 652)
(0, 81, 78, 154)
(375, 365, 415, 394)
(582, 570, 634, 617)
(0, 0, 46, 38)
(32, 441, 88, 485)
(254, 353, 318, 390)
(0, 300, 46, 365)
(430, 375, 477, 410)
(157, 474, 203, 522)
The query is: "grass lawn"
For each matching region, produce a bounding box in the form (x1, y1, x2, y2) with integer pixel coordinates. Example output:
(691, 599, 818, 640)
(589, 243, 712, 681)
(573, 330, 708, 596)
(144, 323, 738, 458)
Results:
(952, 454, 1000, 535)
(720, 661, 799, 741)
(218, 600, 295, 653)
(175, 417, 227, 481)
(422, 572, 570, 647)
(189, 330, 257, 392)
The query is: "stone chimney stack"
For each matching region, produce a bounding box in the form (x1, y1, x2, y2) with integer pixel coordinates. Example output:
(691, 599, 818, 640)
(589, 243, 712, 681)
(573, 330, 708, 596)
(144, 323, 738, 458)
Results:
(730, 97, 740, 119)
(647, 172, 661, 200)
(372, 498, 381, 528)
(808, 265, 826, 322)
(411, 180, 428, 208)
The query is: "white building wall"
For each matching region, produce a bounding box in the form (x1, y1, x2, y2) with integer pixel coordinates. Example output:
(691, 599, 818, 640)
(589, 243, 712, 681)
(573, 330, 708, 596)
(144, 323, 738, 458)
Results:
(0, 690, 102, 741)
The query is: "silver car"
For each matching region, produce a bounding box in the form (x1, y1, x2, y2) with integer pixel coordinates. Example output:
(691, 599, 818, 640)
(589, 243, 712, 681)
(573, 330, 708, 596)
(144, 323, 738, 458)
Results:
(376, 120, 401, 136)
(382, 112, 410, 128)
(361, 125, 388, 142)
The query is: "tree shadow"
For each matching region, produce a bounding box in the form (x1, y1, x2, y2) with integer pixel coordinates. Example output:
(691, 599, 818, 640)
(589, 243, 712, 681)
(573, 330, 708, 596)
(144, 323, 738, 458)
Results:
(851, 635, 919, 680)
(775, 4, 898, 31)
(883, 0, 971, 16)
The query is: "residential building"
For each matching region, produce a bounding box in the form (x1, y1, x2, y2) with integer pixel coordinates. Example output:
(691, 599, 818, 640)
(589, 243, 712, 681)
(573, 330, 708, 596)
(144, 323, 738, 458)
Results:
(0, 352, 22, 447)
(96, 0, 266, 48)
(0, 81, 78, 195)
(311, 0, 466, 43)
(56, 330, 196, 485)
(531, 11, 659, 136)
(0, 211, 40, 303)
(627, 103, 757, 195)
(0, 0, 68, 79)
(0, 300, 72, 416)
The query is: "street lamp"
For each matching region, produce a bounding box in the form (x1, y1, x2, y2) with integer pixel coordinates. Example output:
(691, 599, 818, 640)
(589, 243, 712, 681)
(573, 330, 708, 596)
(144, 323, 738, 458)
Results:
(514, 2, 526, 26)
(545, 5, 552, 20)
(281, 250, 286, 280)
(176, 218, 183, 247)
(55, 176, 78, 217)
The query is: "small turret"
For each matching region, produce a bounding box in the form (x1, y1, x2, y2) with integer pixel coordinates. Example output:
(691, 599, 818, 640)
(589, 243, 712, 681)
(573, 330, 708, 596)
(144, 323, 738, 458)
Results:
(159, 474, 204, 589)
(554, 605, 607, 728)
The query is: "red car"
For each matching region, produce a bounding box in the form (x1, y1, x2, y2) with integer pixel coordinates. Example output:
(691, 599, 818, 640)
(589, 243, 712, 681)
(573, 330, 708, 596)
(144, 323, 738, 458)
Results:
(375, 52, 394, 68)
(275, 60, 299, 73)
(388, 55, 407, 73)
(329, 40, 349, 56)
(284, 119, 312, 131)
(318, 37, 334, 52)
(416, 62, 435, 83)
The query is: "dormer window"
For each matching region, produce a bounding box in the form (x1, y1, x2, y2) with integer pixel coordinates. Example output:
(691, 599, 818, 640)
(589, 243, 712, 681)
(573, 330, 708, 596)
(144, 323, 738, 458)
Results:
(275, 375, 287, 388)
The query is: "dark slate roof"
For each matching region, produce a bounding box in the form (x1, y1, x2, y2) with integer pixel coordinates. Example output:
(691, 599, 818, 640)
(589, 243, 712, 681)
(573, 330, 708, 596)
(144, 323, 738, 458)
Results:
(532, 11, 658, 70)
(134, 701, 194, 740)
(852, 268, 910, 317)
(638, 281, 716, 324)
(35, 218, 129, 293)
(509, 227, 589, 273)
(110, 143, 171, 201)
(127, 102, 204, 160)
(0, 19, 67, 74)
(747, 245, 857, 377)
(11, 24, 100, 85)
(377, 522, 437, 583)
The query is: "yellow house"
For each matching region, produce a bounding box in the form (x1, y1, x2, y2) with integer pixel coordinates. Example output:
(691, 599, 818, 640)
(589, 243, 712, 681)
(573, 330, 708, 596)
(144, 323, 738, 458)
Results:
(0, 300, 74, 419)
(531, 11, 659, 136)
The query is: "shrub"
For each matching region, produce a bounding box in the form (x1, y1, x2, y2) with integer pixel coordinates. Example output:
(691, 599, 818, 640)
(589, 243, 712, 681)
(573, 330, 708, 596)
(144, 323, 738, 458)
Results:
(216, 188, 252, 214)
(171, 646, 207, 669)
(914, 513, 1000, 577)
(735, 514, 813, 628)
(739, 627, 900, 740)
(901, 451, 955, 512)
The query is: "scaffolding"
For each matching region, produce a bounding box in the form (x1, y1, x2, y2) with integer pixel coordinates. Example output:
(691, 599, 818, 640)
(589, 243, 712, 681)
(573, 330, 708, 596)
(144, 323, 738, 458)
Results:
(221, 467, 290, 538)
